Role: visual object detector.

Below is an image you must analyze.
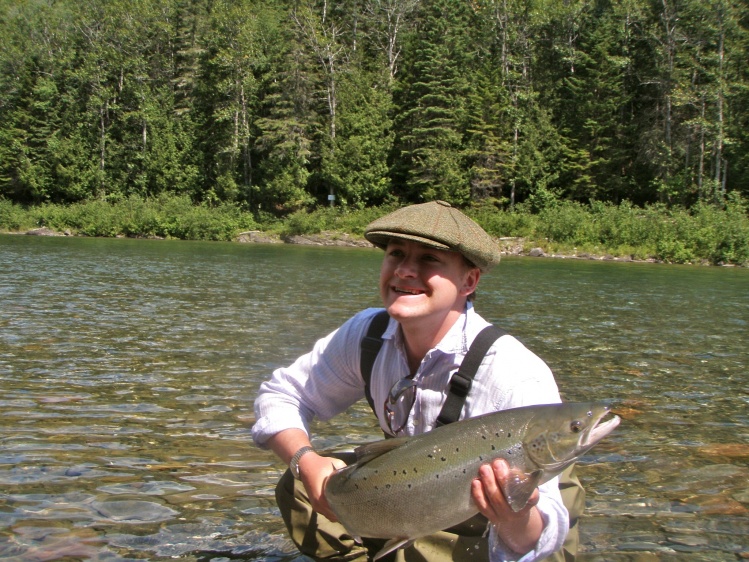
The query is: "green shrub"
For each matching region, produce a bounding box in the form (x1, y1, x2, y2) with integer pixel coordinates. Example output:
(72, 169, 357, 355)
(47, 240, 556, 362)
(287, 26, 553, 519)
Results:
(279, 205, 397, 238)
(469, 205, 537, 239)
(692, 195, 749, 265)
(1, 194, 746, 265)
(281, 209, 326, 236)
(120, 195, 161, 237)
(332, 205, 398, 235)
(63, 200, 123, 237)
(151, 196, 257, 241)
(589, 200, 658, 248)
(0, 199, 34, 231)
(537, 200, 595, 245)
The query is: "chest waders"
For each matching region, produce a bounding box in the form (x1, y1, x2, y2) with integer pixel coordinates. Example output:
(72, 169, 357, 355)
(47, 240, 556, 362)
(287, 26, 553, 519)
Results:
(359, 310, 584, 562)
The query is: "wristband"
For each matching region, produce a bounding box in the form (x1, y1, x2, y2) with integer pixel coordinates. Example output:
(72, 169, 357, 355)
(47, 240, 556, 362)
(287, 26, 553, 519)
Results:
(289, 446, 315, 480)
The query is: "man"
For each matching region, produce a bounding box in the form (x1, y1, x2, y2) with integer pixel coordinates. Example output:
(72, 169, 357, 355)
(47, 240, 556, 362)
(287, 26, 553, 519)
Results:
(252, 201, 572, 561)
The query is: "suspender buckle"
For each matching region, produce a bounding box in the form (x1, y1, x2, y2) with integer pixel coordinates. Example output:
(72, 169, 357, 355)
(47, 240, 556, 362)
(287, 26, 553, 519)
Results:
(447, 371, 473, 397)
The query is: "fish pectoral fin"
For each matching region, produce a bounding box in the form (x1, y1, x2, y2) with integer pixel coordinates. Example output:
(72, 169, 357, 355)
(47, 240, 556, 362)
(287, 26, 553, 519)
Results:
(354, 436, 410, 464)
(502, 469, 543, 513)
(373, 538, 415, 561)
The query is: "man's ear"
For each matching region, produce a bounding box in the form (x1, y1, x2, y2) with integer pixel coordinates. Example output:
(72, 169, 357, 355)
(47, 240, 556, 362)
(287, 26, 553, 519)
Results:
(460, 268, 481, 297)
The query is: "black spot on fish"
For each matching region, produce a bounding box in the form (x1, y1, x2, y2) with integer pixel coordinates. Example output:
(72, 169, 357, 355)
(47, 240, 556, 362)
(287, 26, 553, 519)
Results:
(386, 484, 391, 489)
(479, 456, 484, 461)
(428, 454, 433, 459)
(414, 467, 418, 473)
(495, 432, 500, 437)
(455, 447, 460, 452)
(436, 474, 440, 479)
(408, 484, 412, 489)
(393, 471, 397, 476)
(491, 445, 496, 450)
(402, 469, 407, 475)
(441, 456, 446, 461)
(481, 435, 487, 440)
(507, 432, 512, 438)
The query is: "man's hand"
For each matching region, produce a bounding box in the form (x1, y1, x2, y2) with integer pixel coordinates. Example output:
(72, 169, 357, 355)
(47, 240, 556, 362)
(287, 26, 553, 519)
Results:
(268, 429, 347, 521)
(471, 458, 544, 555)
(298, 452, 347, 521)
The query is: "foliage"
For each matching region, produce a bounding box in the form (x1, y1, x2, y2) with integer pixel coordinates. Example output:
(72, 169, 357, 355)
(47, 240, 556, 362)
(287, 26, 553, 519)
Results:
(279, 204, 397, 237)
(0, 0, 745, 211)
(1, 196, 746, 265)
(0, 0, 747, 264)
(0, 195, 258, 241)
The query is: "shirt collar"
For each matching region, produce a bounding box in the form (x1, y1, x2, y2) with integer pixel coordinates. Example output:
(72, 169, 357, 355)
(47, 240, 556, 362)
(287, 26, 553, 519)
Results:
(386, 302, 473, 356)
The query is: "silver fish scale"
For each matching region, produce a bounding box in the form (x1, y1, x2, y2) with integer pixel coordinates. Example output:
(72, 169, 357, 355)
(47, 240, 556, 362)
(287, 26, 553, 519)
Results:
(326, 410, 536, 539)
(325, 402, 617, 545)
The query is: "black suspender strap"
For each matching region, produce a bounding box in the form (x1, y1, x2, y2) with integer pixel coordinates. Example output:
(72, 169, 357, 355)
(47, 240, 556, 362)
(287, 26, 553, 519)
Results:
(435, 324, 507, 427)
(359, 310, 508, 428)
(360, 309, 391, 413)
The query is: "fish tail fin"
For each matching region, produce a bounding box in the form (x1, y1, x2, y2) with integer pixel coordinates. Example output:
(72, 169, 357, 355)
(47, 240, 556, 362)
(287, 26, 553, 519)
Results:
(373, 538, 415, 561)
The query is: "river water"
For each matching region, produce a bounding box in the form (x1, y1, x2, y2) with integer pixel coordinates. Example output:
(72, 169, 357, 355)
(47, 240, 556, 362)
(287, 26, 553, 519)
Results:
(0, 234, 747, 561)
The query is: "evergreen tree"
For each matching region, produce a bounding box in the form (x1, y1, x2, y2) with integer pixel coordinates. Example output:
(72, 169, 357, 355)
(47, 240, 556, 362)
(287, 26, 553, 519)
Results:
(0, 0, 747, 209)
(554, 1, 644, 203)
(320, 69, 394, 208)
(392, 0, 473, 204)
(251, 5, 317, 213)
(192, 0, 264, 204)
(466, 0, 563, 207)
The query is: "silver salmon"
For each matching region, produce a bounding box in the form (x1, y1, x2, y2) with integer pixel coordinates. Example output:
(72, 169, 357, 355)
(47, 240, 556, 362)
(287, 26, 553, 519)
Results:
(325, 401, 620, 560)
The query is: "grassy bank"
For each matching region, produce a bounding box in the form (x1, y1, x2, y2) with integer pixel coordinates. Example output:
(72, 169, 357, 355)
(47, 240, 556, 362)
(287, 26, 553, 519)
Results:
(1, 194, 748, 266)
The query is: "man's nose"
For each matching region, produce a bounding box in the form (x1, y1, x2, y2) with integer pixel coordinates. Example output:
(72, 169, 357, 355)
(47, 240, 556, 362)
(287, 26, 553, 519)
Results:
(394, 256, 418, 277)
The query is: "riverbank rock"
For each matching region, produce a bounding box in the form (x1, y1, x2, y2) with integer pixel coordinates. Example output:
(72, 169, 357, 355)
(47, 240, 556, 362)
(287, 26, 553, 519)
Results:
(282, 231, 373, 247)
(235, 231, 282, 244)
(26, 227, 70, 236)
(497, 237, 525, 256)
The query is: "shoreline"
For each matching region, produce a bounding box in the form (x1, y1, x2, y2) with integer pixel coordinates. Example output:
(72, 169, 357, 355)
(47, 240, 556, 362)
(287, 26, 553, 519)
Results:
(16, 226, 696, 266)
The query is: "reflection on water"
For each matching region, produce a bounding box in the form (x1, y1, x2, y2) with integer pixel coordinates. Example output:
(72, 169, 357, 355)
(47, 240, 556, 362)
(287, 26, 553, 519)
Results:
(0, 234, 747, 561)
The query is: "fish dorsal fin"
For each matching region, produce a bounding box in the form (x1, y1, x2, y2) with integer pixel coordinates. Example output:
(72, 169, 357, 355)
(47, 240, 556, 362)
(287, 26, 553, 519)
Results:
(502, 469, 543, 512)
(373, 538, 415, 561)
(354, 436, 410, 464)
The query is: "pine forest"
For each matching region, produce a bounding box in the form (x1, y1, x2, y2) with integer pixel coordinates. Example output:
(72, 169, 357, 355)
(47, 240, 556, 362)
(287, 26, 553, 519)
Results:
(1, 0, 748, 217)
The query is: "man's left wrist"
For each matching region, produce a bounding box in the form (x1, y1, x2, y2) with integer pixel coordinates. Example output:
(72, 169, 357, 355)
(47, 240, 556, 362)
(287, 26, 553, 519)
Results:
(289, 446, 315, 479)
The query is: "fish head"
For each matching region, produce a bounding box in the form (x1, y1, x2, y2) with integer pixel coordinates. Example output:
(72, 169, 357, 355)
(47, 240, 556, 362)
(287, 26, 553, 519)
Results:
(523, 402, 620, 472)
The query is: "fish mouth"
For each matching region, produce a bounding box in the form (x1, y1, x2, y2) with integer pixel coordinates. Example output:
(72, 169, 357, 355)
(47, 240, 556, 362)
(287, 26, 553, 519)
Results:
(542, 407, 621, 470)
(581, 412, 620, 449)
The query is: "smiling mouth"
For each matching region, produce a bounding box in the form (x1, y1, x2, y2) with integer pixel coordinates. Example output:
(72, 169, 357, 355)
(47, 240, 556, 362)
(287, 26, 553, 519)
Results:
(393, 287, 424, 295)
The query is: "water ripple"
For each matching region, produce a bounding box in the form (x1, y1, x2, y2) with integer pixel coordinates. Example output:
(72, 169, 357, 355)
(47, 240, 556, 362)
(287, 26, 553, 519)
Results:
(1, 235, 747, 560)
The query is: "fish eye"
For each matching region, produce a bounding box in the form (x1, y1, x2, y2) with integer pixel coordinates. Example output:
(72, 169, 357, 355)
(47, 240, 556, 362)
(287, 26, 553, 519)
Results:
(570, 420, 583, 433)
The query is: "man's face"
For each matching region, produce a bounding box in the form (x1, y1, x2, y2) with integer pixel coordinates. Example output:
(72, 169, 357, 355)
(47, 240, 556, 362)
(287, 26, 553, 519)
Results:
(379, 239, 480, 325)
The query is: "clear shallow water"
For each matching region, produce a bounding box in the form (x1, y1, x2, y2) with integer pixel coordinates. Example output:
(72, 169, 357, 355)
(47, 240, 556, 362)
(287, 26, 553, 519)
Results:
(0, 234, 747, 561)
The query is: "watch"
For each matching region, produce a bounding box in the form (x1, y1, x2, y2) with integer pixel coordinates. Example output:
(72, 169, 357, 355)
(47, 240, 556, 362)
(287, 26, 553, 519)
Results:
(289, 446, 315, 480)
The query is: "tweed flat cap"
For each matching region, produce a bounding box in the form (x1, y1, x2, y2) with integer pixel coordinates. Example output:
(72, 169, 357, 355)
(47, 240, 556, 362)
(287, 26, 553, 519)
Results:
(364, 200, 501, 272)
